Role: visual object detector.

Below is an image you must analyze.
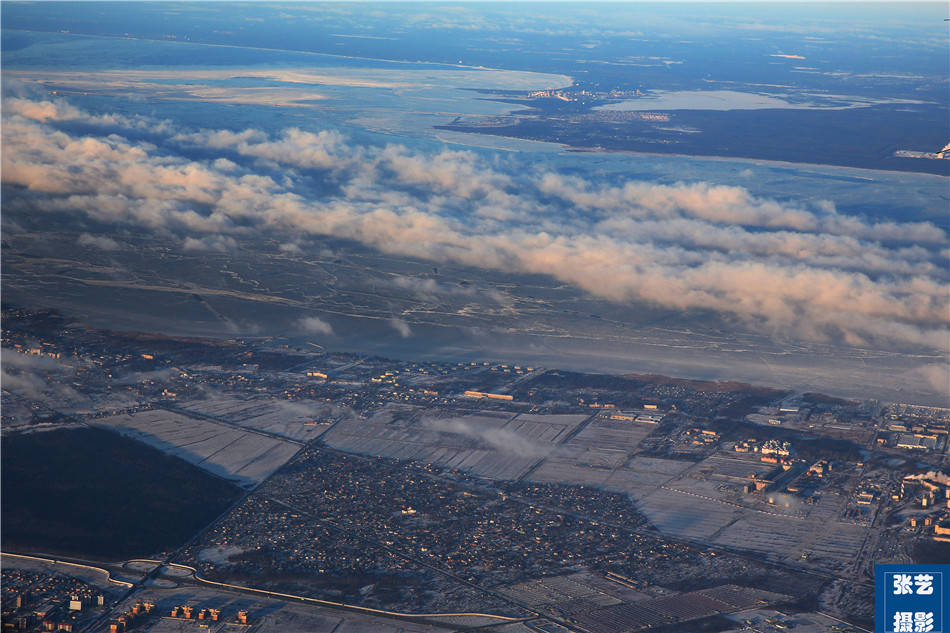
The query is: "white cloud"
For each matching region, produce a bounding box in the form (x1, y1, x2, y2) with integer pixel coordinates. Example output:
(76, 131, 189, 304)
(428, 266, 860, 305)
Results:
(389, 317, 413, 338)
(915, 364, 950, 394)
(78, 233, 121, 250)
(183, 235, 238, 252)
(4, 96, 172, 133)
(5, 97, 84, 122)
(2, 97, 947, 356)
(0, 349, 84, 403)
(422, 417, 552, 458)
(175, 127, 354, 171)
(298, 316, 334, 335)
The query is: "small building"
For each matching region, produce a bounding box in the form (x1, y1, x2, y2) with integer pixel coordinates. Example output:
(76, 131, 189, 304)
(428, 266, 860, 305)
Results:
(463, 390, 513, 401)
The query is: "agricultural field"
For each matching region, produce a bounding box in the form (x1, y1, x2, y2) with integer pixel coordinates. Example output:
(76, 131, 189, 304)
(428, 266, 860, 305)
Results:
(91, 410, 300, 486)
(321, 404, 590, 481)
(176, 396, 340, 442)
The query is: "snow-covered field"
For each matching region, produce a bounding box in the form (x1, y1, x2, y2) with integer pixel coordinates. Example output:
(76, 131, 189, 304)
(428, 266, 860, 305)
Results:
(177, 396, 342, 442)
(92, 410, 299, 486)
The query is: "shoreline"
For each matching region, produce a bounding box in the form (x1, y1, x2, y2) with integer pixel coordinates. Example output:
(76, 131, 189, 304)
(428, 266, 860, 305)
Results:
(437, 126, 950, 179)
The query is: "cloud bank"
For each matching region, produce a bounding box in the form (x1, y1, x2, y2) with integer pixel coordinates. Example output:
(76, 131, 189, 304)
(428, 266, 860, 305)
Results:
(2, 96, 947, 355)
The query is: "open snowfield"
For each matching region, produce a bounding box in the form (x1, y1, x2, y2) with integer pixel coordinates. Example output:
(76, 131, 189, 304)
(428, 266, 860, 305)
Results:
(92, 410, 300, 486)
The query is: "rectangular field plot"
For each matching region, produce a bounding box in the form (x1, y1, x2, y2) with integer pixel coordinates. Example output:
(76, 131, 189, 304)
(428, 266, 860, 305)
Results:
(804, 491, 848, 522)
(691, 454, 774, 480)
(529, 446, 626, 488)
(500, 571, 631, 611)
(624, 456, 695, 477)
(713, 512, 867, 571)
(601, 457, 694, 497)
(177, 397, 336, 442)
(712, 514, 808, 558)
(636, 488, 740, 539)
(797, 519, 868, 571)
(92, 410, 300, 486)
(527, 416, 656, 488)
(563, 417, 655, 453)
(573, 601, 673, 633)
(514, 413, 591, 428)
(662, 477, 747, 504)
(322, 405, 589, 481)
(572, 585, 788, 633)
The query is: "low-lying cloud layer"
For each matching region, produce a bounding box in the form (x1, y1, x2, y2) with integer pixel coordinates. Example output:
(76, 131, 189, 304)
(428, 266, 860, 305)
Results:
(422, 417, 553, 458)
(0, 349, 85, 403)
(389, 317, 413, 339)
(298, 316, 335, 336)
(3, 96, 948, 356)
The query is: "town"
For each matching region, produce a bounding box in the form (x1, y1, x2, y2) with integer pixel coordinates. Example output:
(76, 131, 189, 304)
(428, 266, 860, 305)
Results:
(2, 306, 948, 633)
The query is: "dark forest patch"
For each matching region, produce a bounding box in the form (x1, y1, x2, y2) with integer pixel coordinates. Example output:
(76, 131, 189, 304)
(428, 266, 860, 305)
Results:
(2, 427, 242, 560)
